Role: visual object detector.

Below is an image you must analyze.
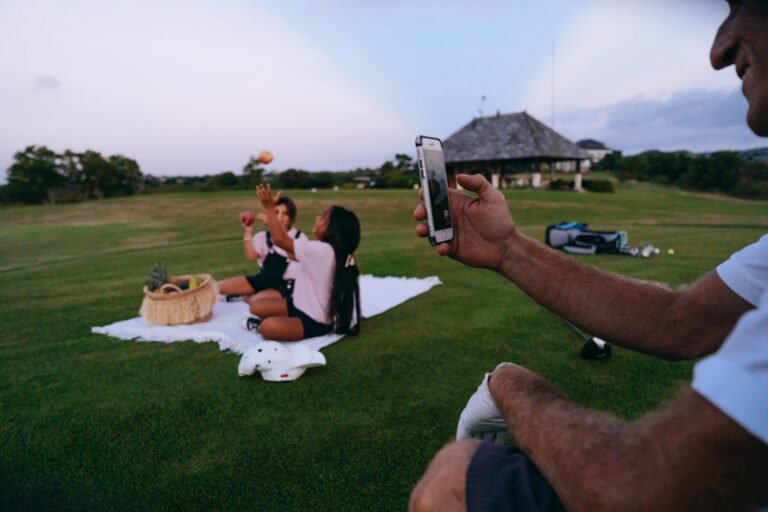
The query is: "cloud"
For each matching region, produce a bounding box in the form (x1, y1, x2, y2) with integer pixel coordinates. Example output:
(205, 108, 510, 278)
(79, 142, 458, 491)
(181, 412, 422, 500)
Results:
(32, 75, 61, 92)
(519, 1, 733, 113)
(556, 88, 766, 154)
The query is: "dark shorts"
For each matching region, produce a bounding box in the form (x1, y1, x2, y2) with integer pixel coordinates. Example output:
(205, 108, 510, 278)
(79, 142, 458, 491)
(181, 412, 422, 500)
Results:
(466, 443, 565, 512)
(245, 273, 294, 298)
(286, 297, 333, 338)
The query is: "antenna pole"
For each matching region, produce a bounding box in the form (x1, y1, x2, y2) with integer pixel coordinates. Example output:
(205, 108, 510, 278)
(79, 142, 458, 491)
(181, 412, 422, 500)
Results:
(551, 40, 556, 129)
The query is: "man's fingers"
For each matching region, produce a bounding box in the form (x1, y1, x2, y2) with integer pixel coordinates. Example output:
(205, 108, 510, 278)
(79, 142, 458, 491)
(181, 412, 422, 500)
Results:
(435, 243, 453, 257)
(415, 224, 454, 256)
(275, 189, 282, 201)
(413, 203, 426, 221)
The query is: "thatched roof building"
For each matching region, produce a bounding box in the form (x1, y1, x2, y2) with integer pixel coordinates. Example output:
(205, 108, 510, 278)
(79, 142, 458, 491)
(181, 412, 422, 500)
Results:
(443, 111, 589, 188)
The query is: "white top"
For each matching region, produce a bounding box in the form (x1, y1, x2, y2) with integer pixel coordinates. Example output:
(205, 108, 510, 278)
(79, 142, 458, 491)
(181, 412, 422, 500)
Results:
(692, 234, 768, 445)
(251, 227, 305, 279)
(716, 233, 768, 306)
(291, 237, 336, 325)
(692, 289, 768, 444)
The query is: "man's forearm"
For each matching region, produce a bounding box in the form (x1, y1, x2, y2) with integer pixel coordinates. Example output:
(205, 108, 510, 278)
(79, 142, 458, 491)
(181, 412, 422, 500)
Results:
(496, 232, 742, 359)
(489, 365, 768, 511)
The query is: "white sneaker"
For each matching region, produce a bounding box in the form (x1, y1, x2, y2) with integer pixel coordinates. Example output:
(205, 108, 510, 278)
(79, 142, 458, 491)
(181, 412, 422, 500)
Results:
(240, 316, 262, 333)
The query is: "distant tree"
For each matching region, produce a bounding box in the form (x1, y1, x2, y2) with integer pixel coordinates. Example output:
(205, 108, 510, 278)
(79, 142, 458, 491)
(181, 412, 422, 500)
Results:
(4, 145, 144, 203)
(731, 160, 768, 198)
(276, 169, 311, 189)
(681, 152, 740, 193)
(379, 160, 395, 175)
(59, 150, 85, 200)
(206, 171, 239, 190)
(108, 155, 143, 196)
(79, 150, 113, 198)
(384, 172, 414, 189)
(309, 171, 335, 189)
(241, 156, 265, 188)
(394, 153, 415, 172)
(5, 145, 66, 204)
(143, 174, 163, 189)
(593, 151, 621, 172)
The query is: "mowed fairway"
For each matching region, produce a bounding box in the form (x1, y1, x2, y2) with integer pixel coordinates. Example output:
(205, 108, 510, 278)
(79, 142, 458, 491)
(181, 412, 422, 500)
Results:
(1, 182, 767, 511)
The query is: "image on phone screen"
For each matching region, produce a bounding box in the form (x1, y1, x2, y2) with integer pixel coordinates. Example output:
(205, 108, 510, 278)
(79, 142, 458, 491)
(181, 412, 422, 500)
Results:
(424, 148, 452, 231)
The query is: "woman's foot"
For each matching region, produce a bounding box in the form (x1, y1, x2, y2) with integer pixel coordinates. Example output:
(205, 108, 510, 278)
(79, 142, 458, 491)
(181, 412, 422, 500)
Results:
(240, 316, 262, 333)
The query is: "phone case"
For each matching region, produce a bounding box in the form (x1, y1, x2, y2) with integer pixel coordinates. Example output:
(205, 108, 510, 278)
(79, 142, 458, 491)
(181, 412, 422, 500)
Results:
(415, 135, 446, 246)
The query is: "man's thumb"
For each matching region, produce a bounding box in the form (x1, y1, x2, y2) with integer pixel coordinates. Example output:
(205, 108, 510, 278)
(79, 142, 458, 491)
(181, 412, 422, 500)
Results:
(456, 173, 493, 198)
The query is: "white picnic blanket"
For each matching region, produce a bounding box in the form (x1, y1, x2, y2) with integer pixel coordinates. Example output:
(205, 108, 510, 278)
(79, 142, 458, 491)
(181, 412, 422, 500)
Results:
(92, 275, 441, 354)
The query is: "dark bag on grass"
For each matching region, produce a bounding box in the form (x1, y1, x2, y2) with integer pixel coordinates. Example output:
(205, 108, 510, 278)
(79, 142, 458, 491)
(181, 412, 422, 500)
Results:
(545, 221, 627, 255)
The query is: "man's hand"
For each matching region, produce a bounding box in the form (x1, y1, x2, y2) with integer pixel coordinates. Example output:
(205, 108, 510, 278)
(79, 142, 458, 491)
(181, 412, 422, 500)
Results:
(456, 364, 516, 444)
(413, 174, 517, 271)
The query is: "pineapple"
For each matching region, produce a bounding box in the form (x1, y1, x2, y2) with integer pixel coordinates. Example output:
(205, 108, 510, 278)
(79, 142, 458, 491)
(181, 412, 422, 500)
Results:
(144, 263, 169, 292)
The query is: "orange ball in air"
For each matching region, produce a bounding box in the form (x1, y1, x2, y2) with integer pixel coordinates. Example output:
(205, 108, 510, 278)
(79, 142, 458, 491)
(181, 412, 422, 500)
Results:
(258, 150, 273, 165)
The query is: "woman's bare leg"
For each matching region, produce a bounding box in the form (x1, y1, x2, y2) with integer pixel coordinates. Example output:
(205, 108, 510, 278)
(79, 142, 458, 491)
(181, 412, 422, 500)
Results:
(218, 276, 255, 296)
(249, 297, 289, 318)
(258, 317, 305, 341)
(246, 297, 305, 340)
(247, 289, 282, 305)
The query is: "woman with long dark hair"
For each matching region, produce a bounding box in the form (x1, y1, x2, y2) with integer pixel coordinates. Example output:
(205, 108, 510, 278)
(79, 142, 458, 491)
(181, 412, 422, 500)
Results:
(240, 184, 361, 341)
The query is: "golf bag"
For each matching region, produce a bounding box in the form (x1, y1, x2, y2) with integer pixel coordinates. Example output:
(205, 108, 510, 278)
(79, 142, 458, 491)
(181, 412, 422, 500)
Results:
(545, 221, 628, 255)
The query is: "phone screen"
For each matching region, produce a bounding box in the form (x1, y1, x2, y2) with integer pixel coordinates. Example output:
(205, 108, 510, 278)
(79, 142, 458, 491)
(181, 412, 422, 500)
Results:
(424, 148, 452, 231)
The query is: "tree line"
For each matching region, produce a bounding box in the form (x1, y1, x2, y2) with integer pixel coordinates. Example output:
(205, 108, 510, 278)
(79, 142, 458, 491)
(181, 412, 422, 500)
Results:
(2, 147, 419, 205)
(596, 150, 768, 199)
(18, 145, 768, 204)
(137, 153, 417, 193)
(1, 145, 143, 204)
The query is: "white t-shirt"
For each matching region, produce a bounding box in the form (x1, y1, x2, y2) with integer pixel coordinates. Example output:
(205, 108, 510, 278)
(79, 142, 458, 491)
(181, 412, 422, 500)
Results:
(716, 233, 768, 306)
(291, 238, 336, 325)
(692, 234, 768, 444)
(251, 227, 305, 279)
(692, 289, 768, 444)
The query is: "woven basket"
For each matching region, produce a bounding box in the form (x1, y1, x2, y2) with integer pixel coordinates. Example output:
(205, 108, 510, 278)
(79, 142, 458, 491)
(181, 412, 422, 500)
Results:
(140, 273, 218, 326)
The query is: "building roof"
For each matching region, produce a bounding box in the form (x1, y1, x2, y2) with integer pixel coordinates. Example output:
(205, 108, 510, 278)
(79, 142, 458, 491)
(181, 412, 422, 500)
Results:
(443, 112, 589, 163)
(577, 139, 608, 150)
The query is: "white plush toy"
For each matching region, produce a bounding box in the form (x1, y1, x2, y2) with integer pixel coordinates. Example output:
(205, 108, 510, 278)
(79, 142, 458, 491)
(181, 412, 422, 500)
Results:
(238, 341, 327, 382)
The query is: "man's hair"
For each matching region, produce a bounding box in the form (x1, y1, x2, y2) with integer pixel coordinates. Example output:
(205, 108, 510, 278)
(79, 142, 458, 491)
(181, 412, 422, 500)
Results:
(276, 196, 297, 221)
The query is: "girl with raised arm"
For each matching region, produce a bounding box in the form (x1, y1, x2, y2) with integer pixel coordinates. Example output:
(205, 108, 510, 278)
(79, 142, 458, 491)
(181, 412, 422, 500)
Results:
(240, 184, 361, 341)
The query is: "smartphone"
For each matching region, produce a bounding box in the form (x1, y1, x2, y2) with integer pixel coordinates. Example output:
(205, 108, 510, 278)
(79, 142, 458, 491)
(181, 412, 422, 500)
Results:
(415, 135, 454, 245)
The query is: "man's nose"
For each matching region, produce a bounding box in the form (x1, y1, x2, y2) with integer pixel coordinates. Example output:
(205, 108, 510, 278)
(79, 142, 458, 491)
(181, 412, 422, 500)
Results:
(710, 20, 736, 70)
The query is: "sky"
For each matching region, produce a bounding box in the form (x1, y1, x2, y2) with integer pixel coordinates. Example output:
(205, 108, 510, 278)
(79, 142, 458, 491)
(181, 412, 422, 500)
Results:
(1, 0, 765, 181)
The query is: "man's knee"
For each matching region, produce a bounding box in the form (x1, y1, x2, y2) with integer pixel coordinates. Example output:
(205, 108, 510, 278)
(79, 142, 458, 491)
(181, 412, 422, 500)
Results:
(409, 440, 481, 512)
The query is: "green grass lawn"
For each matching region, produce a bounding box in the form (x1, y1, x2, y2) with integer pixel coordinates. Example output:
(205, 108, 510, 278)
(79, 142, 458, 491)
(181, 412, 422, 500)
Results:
(1, 182, 767, 511)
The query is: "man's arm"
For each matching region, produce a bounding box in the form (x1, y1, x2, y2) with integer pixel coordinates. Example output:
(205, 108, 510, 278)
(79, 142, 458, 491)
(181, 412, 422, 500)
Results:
(488, 364, 768, 511)
(414, 174, 752, 359)
(502, 237, 751, 360)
